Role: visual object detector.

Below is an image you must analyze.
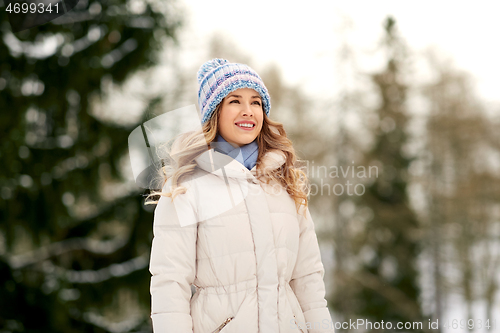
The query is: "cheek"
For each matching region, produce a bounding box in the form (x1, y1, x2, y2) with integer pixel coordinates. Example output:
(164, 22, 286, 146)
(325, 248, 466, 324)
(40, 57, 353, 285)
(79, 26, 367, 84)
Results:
(257, 123, 264, 134)
(256, 112, 264, 130)
(220, 117, 231, 132)
(219, 108, 235, 131)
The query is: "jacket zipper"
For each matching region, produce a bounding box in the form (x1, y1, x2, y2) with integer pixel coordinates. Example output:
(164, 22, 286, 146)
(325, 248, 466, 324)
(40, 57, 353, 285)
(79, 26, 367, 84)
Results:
(211, 316, 234, 333)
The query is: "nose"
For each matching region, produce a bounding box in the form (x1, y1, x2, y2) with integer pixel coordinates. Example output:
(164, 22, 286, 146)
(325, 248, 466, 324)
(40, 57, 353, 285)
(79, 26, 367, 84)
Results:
(241, 102, 253, 116)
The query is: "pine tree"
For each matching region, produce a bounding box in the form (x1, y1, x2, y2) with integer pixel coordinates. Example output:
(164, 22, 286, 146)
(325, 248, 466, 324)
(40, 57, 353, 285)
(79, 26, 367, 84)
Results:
(348, 17, 423, 329)
(0, 1, 181, 331)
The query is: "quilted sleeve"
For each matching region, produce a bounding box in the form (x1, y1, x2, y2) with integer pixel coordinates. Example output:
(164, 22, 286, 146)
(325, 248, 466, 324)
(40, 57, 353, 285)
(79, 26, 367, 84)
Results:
(149, 180, 198, 332)
(290, 205, 335, 333)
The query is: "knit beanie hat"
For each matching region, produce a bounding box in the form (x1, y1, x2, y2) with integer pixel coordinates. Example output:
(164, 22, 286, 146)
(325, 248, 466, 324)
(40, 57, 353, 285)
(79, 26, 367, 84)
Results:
(197, 58, 271, 124)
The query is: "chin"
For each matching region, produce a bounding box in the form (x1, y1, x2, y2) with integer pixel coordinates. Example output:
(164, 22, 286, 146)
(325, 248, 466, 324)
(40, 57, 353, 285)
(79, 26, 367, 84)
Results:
(241, 137, 257, 144)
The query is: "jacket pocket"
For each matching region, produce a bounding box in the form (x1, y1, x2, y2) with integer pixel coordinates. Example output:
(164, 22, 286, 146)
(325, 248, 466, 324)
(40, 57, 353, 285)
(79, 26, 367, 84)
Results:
(286, 292, 307, 333)
(211, 316, 234, 333)
(203, 283, 256, 333)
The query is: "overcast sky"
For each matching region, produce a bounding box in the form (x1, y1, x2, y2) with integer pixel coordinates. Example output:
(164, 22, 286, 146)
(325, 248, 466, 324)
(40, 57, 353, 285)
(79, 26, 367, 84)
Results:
(178, 0, 500, 108)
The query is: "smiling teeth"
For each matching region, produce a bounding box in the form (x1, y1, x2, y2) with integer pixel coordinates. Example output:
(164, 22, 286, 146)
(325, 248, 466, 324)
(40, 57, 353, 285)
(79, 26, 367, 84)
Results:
(237, 123, 254, 128)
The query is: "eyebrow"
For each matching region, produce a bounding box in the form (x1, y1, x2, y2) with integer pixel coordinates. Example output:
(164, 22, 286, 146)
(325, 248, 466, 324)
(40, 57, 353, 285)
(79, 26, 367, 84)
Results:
(227, 94, 262, 100)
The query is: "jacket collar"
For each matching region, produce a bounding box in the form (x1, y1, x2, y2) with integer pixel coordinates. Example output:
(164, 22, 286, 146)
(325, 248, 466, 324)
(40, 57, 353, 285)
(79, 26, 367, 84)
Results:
(195, 148, 286, 179)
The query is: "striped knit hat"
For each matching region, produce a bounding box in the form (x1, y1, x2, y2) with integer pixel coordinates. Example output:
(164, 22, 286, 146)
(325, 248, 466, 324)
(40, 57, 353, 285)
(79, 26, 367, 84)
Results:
(197, 58, 271, 124)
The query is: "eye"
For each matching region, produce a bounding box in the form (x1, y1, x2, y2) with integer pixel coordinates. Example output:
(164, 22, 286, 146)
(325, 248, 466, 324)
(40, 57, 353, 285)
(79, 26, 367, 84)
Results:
(229, 100, 239, 104)
(253, 101, 261, 106)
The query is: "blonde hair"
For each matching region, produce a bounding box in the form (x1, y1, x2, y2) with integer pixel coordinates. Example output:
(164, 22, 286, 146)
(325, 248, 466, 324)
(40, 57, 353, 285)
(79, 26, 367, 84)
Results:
(146, 101, 311, 215)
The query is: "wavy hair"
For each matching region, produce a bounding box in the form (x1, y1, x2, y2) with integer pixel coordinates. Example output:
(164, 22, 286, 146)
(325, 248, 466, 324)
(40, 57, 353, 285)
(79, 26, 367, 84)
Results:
(146, 101, 311, 215)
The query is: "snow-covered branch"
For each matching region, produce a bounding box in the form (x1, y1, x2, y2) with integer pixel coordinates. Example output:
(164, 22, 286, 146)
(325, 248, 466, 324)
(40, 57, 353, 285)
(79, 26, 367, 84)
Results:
(6, 236, 128, 269)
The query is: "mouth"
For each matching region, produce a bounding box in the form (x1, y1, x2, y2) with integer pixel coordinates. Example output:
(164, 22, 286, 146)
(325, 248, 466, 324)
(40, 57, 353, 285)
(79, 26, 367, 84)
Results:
(234, 122, 256, 131)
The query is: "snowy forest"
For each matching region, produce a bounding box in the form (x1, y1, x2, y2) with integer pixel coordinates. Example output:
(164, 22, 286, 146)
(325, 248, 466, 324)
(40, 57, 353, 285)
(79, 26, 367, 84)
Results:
(1, 1, 500, 332)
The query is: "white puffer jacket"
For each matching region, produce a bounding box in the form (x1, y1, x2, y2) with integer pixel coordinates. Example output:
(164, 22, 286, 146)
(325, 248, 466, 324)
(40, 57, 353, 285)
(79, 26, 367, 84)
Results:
(149, 148, 335, 333)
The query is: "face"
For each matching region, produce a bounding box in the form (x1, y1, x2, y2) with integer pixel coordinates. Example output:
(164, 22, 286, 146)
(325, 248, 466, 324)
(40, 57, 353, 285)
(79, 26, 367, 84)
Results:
(217, 88, 264, 147)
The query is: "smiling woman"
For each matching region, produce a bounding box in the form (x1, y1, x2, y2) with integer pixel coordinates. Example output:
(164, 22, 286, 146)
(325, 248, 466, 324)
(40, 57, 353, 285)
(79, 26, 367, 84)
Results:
(148, 58, 335, 333)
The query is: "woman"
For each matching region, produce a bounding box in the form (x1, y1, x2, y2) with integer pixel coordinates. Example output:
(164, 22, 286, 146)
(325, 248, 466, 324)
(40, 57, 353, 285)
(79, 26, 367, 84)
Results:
(149, 59, 335, 333)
